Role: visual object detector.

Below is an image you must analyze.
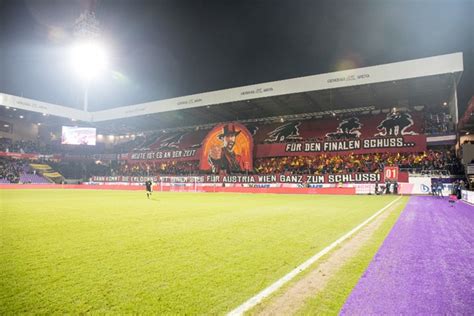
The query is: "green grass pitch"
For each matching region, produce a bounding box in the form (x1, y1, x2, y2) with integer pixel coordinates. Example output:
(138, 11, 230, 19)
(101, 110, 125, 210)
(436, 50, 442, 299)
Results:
(0, 189, 400, 314)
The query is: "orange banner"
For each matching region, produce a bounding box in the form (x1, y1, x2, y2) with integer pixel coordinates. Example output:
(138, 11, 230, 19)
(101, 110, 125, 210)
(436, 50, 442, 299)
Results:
(200, 122, 253, 172)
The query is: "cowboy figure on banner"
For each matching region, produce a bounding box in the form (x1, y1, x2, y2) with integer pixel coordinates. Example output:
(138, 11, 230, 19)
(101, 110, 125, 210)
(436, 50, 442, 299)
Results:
(209, 124, 245, 173)
(326, 117, 362, 139)
(375, 112, 418, 136)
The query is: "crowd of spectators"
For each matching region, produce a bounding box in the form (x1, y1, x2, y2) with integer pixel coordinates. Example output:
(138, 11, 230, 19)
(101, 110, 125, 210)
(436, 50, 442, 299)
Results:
(0, 149, 464, 182)
(48, 160, 117, 180)
(108, 150, 462, 177)
(423, 112, 454, 135)
(0, 138, 42, 154)
(0, 136, 143, 155)
(254, 150, 462, 175)
(0, 158, 27, 183)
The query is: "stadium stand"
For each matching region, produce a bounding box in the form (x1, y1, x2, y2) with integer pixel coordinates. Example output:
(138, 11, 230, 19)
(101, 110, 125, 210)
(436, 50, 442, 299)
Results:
(0, 53, 469, 192)
(0, 157, 50, 183)
(48, 160, 117, 179)
(0, 150, 450, 179)
(254, 151, 462, 175)
(0, 108, 465, 181)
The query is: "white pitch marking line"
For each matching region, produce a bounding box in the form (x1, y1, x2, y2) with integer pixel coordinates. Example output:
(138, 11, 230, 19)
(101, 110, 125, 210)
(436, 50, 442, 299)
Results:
(227, 196, 403, 316)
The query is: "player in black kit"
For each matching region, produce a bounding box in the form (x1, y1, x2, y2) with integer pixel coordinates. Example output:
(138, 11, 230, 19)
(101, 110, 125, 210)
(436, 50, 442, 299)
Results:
(145, 180, 153, 199)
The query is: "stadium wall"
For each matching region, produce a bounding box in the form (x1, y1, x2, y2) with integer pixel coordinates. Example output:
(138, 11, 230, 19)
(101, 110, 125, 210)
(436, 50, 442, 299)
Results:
(0, 174, 458, 196)
(0, 117, 38, 141)
(0, 183, 355, 195)
(461, 190, 474, 204)
(0, 182, 458, 195)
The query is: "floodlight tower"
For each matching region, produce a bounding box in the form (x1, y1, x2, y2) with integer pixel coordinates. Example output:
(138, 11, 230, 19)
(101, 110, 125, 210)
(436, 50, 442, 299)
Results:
(71, 0, 107, 112)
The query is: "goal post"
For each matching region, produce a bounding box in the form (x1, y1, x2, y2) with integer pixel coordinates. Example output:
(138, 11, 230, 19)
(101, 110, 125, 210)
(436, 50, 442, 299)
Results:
(158, 176, 201, 192)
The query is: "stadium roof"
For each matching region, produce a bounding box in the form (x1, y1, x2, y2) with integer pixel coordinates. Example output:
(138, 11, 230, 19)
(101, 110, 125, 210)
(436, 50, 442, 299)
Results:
(0, 52, 463, 133)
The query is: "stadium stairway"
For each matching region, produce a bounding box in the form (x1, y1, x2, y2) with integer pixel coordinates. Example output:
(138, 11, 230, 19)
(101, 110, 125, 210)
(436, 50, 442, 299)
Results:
(29, 164, 64, 184)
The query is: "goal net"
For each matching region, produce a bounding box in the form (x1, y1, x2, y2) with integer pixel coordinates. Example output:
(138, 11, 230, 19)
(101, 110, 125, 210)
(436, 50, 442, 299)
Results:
(158, 176, 200, 192)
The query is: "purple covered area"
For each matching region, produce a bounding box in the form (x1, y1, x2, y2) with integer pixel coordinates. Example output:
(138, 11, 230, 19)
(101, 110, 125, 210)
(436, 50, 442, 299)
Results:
(342, 196, 474, 315)
(19, 172, 50, 184)
(0, 158, 50, 183)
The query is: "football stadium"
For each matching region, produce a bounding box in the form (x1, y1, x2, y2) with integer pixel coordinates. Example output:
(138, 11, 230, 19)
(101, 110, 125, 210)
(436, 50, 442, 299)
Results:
(1, 1, 473, 314)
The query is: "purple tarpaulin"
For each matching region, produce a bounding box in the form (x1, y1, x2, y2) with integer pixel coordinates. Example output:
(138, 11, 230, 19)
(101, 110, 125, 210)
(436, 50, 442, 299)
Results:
(341, 196, 474, 315)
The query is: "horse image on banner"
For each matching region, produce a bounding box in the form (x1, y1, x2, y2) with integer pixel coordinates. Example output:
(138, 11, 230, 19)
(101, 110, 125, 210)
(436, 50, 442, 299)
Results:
(375, 112, 418, 136)
(156, 132, 187, 149)
(264, 121, 303, 143)
(326, 117, 363, 139)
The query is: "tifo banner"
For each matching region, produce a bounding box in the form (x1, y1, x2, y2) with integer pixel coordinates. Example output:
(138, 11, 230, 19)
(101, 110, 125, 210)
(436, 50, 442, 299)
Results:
(255, 135, 426, 157)
(91, 172, 404, 184)
(200, 122, 253, 173)
(91, 176, 158, 183)
(128, 148, 199, 162)
(127, 129, 206, 162)
(252, 112, 423, 143)
(123, 136, 426, 161)
(123, 111, 426, 161)
(192, 173, 382, 183)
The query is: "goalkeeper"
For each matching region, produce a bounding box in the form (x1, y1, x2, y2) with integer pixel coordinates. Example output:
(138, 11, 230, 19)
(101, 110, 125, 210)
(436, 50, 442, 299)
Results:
(145, 180, 153, 199)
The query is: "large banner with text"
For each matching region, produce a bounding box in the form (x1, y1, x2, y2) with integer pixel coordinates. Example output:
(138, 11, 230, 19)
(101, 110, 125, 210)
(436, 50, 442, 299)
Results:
(255, 135, 426, 157)
(124, 111, 426, 162)
(91, 172, 409, 184)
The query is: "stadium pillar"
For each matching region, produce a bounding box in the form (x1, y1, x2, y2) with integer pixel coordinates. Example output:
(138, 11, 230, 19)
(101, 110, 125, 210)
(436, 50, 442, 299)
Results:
(83, 82, 89, 112)
(450, 76, 459, 127)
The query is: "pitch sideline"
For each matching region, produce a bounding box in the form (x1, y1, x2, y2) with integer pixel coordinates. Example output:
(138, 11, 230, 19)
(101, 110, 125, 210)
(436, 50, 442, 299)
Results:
(227, 196, 403, 316)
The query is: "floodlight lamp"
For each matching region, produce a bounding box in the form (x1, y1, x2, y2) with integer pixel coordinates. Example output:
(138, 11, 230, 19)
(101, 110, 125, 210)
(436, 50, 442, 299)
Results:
(70, 40, 107, 80)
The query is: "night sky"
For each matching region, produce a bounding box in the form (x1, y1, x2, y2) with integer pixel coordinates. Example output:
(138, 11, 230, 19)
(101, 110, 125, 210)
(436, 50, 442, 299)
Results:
(0, 0, 473, 112)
